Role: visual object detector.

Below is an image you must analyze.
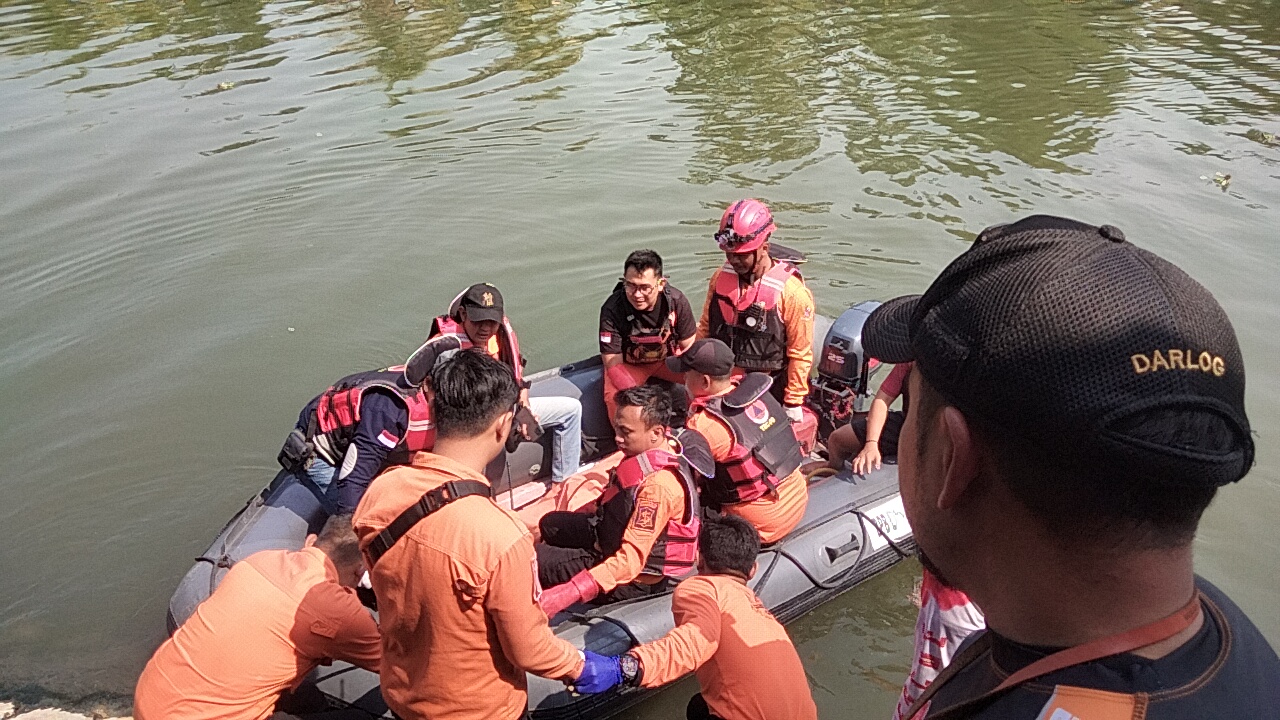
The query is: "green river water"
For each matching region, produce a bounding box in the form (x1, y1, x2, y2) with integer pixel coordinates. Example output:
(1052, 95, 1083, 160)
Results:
(1, 0, 1277, 715)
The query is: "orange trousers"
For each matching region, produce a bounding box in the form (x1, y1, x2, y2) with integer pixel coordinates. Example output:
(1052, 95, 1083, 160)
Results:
(603, 361, 685, 423)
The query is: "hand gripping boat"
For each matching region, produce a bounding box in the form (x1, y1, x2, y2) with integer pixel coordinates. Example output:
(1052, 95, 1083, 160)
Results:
(166, 300, 916, 720)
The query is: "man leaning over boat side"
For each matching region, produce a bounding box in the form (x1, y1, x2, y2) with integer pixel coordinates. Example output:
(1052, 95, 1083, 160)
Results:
(535, 385, 707, 617)
(134, 515, 380, 720)
(697, 198, 815, 417)
(674, 338, 809, 544)
(873, 215, 1279, 720)
(352, 350, 585, 720)
(410, 282, 583, 483)
(573, 514, 819, 720)
(599, 249, 698, 423)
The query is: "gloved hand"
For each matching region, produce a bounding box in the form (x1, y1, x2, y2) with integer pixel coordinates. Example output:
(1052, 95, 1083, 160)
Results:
(539, 570, 601, 618)
(784, 404, 805, 423)
(573, 651, 623, 694)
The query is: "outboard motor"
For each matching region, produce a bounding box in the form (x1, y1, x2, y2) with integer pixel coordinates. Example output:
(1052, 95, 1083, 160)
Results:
(808, 301, 882, 440)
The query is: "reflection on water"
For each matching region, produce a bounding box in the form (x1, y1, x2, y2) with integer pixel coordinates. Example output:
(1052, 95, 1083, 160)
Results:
(0, 0, 1278, 712)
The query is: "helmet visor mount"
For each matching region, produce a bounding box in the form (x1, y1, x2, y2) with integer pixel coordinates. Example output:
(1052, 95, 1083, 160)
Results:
(715, 226, 768, 253)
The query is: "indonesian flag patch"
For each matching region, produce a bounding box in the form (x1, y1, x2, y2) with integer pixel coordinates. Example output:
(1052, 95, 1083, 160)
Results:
(377, 429, 400, 449)
(600, 332, 612, 344)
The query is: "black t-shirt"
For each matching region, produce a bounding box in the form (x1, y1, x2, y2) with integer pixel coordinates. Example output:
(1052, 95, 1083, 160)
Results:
(922, 576, 1280, 719)
(598, 284, 697, 358)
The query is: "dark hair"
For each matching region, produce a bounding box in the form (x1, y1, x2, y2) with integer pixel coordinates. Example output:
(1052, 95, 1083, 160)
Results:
(699, 515, 760, 576)
(615, 384, 673, 428)
(315, 514, 362, 569)
(912, 374, 1221, 549)
(430, 349, 519, 439)
(624, 249, 664, 278)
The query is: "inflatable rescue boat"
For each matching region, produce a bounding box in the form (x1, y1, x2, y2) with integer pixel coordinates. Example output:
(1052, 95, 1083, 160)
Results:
(167, 300, 915, 719)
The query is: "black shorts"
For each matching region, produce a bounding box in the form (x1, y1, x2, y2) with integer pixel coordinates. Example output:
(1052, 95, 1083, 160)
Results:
(849, 410, 905, 458)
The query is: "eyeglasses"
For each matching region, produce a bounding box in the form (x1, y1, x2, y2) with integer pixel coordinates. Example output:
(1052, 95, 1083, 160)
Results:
(622, 278, 662, 295)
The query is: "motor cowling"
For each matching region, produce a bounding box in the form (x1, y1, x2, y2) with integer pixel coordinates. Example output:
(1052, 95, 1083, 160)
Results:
(809, 301, 881, 438)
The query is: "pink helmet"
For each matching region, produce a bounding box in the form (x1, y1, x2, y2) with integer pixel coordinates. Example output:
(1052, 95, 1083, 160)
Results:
(715, 198, 776, 253)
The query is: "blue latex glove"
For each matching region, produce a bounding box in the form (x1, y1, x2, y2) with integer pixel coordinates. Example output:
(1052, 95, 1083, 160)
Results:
(574, 651, 623, 694)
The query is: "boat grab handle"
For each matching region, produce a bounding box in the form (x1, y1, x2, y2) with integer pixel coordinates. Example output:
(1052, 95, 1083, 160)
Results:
(824, 534, 861, 562)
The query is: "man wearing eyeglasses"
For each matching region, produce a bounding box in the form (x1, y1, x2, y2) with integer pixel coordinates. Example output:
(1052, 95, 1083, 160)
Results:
(698, 198, 815, 420)
(599, 249, 698, 423)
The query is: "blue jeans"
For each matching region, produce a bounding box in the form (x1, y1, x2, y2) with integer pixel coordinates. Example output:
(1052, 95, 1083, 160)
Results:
(528, 395, 582, 483)
(301, 456, 341, 513)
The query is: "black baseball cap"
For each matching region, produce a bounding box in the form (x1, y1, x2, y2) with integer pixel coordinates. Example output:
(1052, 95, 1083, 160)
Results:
(666, 338, 735, 376)
(456, 283, 504, 323)
(865, 214, 1253, 488)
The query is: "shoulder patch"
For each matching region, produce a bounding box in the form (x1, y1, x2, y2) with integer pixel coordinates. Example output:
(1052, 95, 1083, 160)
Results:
(631, 499, 660, 533)
(1035, 686, 1142, 720)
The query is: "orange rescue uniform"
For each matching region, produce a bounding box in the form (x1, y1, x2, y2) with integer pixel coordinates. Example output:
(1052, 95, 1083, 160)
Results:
(686, 395, 809, 543)
(352, 452, 583, 720)
(631, 574, 817, 720)
(589, 455, 689, 592)
(696, 266, 815, 406)
(134, 547, 381, 720)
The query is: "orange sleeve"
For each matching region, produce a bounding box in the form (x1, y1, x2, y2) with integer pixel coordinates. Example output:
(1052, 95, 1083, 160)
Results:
(780, 275, 815, 405)
(632, 578, 721, 687)
(487, 533, 584, 681)
(686, 410, 735, 462)
(587, 472, 683, 593)
(696, 270, 719, 340)
(298, 585, 383, 672)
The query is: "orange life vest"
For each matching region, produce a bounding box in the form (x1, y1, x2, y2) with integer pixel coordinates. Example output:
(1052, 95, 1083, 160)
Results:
(428, 315, 525, 385)
(708, 261, 802, 373)
(311, 366, 434, 463)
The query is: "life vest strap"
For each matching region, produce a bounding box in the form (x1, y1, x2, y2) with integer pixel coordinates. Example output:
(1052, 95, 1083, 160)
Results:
(365, 480, 491, 566)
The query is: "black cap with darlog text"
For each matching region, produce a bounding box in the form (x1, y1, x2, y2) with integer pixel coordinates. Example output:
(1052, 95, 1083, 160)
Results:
(864, 214, 1253, 487)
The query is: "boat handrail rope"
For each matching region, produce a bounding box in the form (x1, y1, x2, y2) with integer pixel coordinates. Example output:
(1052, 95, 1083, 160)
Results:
(753, 508, 912, 596)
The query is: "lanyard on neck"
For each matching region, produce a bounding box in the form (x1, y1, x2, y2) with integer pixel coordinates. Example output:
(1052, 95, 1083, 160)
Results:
(904, 590, 1204, 720)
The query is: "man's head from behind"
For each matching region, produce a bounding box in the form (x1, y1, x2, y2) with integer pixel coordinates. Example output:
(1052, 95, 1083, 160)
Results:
(614, 384, 672, 456)
(697, 514, 760, 579)
(314, 514, 364, 588)
(430, 348, 519, 455)
(869, 216, 1254, 591)
(666, 338, 736, 397)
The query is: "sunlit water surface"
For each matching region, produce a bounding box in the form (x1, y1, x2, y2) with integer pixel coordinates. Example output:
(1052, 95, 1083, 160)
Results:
(1, 0, 1277, 714)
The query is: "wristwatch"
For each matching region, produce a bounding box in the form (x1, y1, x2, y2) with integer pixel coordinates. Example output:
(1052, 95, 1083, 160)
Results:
(619, 652, 643, 687)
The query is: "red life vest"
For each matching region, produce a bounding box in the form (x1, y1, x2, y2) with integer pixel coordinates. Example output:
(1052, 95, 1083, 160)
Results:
(708, 261, 802, 373)
(594, 430, 709, 580)
(428, 315, 525, 385)
(692, 373, 804, 507)
(310, 366, 435, 463)
(612, 282, 680, 365)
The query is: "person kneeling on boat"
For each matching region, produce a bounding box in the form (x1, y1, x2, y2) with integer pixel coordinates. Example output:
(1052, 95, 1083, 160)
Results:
(600, 249, 698, 423)
(413, 282, 583, 483)
(134, 515, 380, 720)
(673, 338, 808, 544)
(353, 350, 586, 720)
(279, 364, 433, 515)
(573, 514, 818, 720)
(536, 385, 711, 616)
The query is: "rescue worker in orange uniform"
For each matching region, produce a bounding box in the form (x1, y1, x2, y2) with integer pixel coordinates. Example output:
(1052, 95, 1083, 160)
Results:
(698, 198, 815, 417)
(406, 282, 583, 483)
(535, 384, 712, 616)
(134, 515, 380, 720)
(599, 249, 698, 422)
(672, 339, 808, 544)
(572, 514, 818, 720)
(352, 350, 587, 720)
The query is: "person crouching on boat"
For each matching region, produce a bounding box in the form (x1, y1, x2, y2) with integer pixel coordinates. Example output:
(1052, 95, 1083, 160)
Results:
(536, 385, 710, 617)
(599, 249, 698, 423)
(134, 515, 380, 720)
(418, 282, 583, 483)
(698, 198, 815, 417)
(277, 362, 434, 515)
(352, 351, 586, 720)
(673, 339, 808, 544)
(572, 514, 818, 720)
